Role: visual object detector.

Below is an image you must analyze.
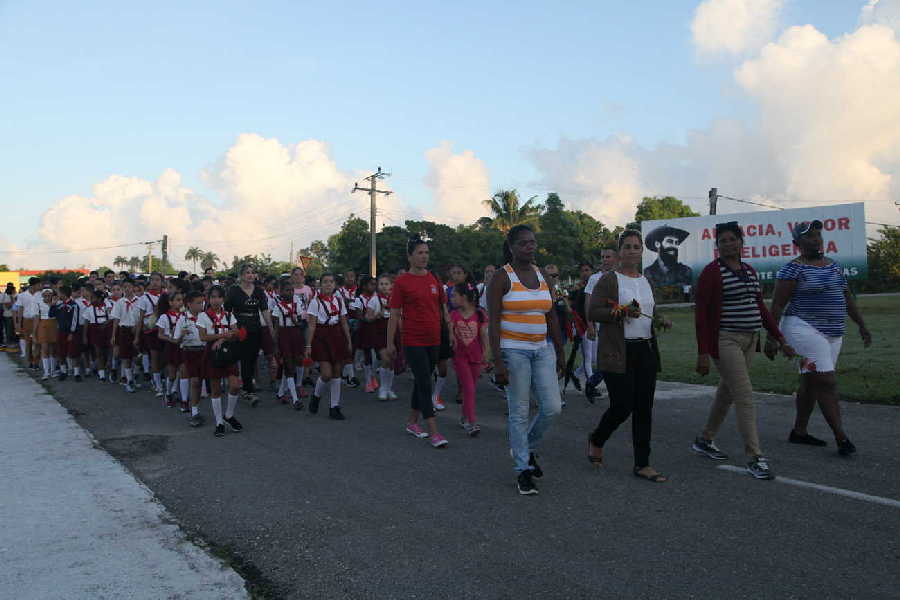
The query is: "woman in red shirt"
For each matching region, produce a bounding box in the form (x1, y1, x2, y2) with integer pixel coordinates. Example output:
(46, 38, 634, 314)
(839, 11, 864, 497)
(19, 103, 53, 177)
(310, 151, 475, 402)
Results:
(386, 238, 449, 448)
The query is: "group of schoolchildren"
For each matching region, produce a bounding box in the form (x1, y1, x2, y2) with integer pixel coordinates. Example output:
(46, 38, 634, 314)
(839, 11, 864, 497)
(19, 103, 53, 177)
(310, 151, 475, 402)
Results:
(6, 264, 493, 441)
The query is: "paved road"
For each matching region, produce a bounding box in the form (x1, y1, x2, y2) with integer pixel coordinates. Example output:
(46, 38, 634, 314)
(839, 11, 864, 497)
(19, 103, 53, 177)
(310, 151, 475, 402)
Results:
(11, 356, 900, 599)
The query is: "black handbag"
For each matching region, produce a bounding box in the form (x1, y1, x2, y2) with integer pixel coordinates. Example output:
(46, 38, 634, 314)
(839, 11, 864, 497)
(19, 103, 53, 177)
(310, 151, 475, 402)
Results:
(212, 340, 240, 368)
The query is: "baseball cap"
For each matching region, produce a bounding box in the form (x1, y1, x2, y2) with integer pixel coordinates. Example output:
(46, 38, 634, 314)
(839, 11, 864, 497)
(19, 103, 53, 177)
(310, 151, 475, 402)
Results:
(791, 219, 822, 242)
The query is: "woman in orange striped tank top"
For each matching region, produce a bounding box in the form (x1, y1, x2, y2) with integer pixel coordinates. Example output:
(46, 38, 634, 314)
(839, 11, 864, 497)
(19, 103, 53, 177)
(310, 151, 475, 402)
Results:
(488, 225, 565, 496)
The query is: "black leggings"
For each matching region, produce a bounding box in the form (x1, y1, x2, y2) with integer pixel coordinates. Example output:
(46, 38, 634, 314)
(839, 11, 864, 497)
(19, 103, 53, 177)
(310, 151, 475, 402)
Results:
(590, 340, 658, 468)
(238, 330, 262, 393)
(404, 345, 438, 419)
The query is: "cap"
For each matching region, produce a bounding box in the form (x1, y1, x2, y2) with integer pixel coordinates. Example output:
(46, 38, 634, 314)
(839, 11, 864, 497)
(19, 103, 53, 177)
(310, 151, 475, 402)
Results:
(791, 219, 823, 241)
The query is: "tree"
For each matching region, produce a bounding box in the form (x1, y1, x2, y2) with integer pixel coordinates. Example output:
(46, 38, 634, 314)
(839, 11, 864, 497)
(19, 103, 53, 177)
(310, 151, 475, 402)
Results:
(298, 240, 328, 277)
(866, 226, 900, 291)
(184, 246, 202, 274)
(482, 189, 543, 233)
(113, 256, 128, 269)
(200, 251, 220, 271)
(632, 196, 699, 227)
(128, 256, 141, 272)
(326, 215, 371, 274)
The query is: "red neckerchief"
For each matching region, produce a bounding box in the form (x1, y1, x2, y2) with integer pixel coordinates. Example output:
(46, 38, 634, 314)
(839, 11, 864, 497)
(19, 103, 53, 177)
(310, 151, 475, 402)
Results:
(207, 308, 227, 333)
(360, 293, 374, 312)
(166, 310, 180, 332)
(124, 296, 137, 310)
(318, 294, 339, 320)
(278, 296, 297, 326)
(92, 303, 108, 323)
(378, 293, 390, 316)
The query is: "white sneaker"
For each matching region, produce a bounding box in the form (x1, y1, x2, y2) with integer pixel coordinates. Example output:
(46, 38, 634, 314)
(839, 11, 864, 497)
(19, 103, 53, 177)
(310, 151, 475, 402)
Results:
(388, 391, 398, 400)
(433, 399, 446, 411)
(125, 384, 136, 393)
(377, 389, 388, 401)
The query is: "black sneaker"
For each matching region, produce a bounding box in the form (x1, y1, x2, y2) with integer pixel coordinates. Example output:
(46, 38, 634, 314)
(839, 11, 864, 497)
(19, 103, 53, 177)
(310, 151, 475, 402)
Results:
(58, 372, 67, 381)
(837, 438, 857, 456)
(747, 456, 775, 480)
(517, 470, 539, 495)
(309, 395, 320, 414)
(214, 424, 225, 438)
(74, 374, 83, 382)
(528, 453, 544, 478)
(344, 376, 359, 388)
(224, 416, 243, 432)
(789, 430, 828, 447)
(292, 400, 304, 411)
(303, 376, 314, 387)
(188, 414, 203, 428)
(329, 406, 345, 420)
(691, 437, 729, 460)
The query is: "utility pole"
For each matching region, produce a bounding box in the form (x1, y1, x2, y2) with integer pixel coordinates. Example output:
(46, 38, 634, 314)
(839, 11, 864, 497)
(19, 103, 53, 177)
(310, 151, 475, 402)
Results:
(161, 235, 168, 271)
(709, 187, 718, 215)
(289, 240, 294, 266)
(146, 243, 153, 273)
(352, 167, 392, 277)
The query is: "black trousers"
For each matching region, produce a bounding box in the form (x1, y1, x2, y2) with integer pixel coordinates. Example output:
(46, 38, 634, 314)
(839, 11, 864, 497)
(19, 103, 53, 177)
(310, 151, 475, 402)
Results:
(404, 345, 438, 419)
(590, 340, 658, 468)
(238, 330, 262, 393)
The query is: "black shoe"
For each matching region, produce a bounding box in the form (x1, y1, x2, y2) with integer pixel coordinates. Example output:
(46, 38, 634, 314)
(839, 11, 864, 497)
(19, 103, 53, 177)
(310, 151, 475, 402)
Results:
(691, 437, 729, 460)
(58, 373, 67, 381)
(789, 430, 828, 447)
(224, 416, 243, 432)
(214, 424, 225, 437)
(344, 376, 359, 388)
(144, 373, 151, 383)
(74, 374, 83, 382)
(292, 400, 304, 411)
(329, 406, 345, 420)
(528, 453, 544, 478)
(303, 376, 313, 387)
(309, 395, 320, 414)
(837, 438, 856, 456)
(188, 414, 203, 428)
(517, 470, 538, 495)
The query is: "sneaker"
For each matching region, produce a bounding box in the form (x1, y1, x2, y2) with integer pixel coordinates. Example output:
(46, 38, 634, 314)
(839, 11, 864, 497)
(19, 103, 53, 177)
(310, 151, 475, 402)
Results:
(405, 423, 429, 439)
(377, 388, 388, 401)
(41, 373, 49, 380)
(837, 438, 857, 456)
(155, 389, 164, 398)
(292, 399, 304, 411)
(747, 456, 775, 480)
(463, 423, 481, 437)
(388, 391, 398, 400)
(214, 424, 225, 438)
(490, 376, 506, 393)
(224, 416, 243, 432)
(430, 433, 448, 448)
(517, 470, 538, 495)
(309, 395, 320, 414)
(144, 373, 151, 383)
(692, 437, 729, 460)
(364, 380, 375, 393)
(179, 401, 190, 413)
(528, 453, 544, 478)
(343, 376, 359, 388)
(329, 406, 346, 420)
(188, 414, 203, 427)
(433, 397, 446, 411)
(125, 383, 136, 394)
(303, 376, 314, 387)
(74, 374, 83, 382)
(165, 393, 175, 407)
(789, 430, 828, 447)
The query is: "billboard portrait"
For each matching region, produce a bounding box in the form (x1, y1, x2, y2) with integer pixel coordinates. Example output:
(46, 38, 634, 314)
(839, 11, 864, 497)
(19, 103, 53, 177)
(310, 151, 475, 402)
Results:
(641, 202, 867, 286)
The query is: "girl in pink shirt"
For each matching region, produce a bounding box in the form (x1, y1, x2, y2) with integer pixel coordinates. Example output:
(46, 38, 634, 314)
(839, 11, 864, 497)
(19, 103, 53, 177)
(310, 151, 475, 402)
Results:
(449, 283, 489, 437)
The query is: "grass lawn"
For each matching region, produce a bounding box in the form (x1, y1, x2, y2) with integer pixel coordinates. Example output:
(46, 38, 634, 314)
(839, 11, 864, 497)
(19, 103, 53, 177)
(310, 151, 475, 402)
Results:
(652, 295, 899, 405)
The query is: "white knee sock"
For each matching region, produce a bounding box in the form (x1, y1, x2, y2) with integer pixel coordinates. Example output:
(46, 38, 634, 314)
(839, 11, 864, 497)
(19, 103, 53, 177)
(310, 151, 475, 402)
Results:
(342, 363, 354, 378)
(330, 378, 341, 408)
(141, 354, 150, 372)
(314, 377, 325, 397)
(278, 375, 287, 396)
(163, 376, 170, 394)
(42, 358, 50, 375)
(296, 366, 305, 382)
(49, 357, 58, 374)
(211, 397, 223, 425)
(287, 377, 299, 403)
(19, 339, 26, 356)
(124, 367, 133, 384)
(180, 378, 190, 403)
(226, 394, 238, 418)
(74, 366, 81, 376)
(432, 376, 446, 402)
(98, 369, 106, 380)
(152, 372, 162, 391)
(191, 404, 199, 417)
(201, 379, 208, 397)
(380, 367, 394, 392)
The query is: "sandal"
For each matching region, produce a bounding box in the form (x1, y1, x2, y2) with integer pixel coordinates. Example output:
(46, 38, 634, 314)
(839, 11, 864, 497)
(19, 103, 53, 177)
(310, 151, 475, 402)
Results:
(633, 466, 668, 483)
(587, 439, 604, 467)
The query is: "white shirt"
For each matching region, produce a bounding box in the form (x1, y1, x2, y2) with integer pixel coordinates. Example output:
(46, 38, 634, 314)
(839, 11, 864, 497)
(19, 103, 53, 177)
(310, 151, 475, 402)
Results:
(309, 294, 346, 326)
(81, 303, 112, 325)
(136, 291, 163, 330)
(111, 296, 142, 328)
(477, 282, 488, 311)
(20, 291, 39, 319)
(0, 292, 11, 314)
(585, 272, 603, 296)
(36, 300, 55, 320)
(615, 272, 654, 340)
(349, 294, 384, 321)
(156, 312, 182, 339)
(271, 297, 304, 327)
(196, 309, 236, 335)
(293, 286, 313, 316)
(173, 312, 204, 348)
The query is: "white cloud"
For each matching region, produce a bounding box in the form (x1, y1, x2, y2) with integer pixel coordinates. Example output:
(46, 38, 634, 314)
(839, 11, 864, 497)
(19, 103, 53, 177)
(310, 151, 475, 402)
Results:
(861, 0, 900, 31)
(692, 0, 783, 57)
(421, 141, 491, 224)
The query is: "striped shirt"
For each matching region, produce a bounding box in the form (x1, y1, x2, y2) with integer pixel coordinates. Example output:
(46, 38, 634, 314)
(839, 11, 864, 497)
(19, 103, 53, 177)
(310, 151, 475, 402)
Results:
(777, 260, 847, 337)
(719, 261, 762, 332)
(500, 264, 552, 349)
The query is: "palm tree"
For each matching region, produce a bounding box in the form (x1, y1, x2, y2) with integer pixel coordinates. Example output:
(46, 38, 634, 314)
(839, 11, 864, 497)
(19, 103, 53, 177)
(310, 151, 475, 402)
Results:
(113, 256, 128, 269)
(184, 246, 202, 274)
(200, 251, 220, 272)
(482, 189, 542, 233)
(128, 256, 141, 272)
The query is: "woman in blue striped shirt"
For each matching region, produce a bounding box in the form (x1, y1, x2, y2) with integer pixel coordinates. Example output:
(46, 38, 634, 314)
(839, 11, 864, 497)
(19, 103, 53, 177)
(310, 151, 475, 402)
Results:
(767, 220, 872, 457)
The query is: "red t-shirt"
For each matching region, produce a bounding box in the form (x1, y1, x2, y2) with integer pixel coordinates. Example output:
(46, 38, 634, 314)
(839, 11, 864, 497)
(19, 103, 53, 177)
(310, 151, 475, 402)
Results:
(390, 271, 445, 347)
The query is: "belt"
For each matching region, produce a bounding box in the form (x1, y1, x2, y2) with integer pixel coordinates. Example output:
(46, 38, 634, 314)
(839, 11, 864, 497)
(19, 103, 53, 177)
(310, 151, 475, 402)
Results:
(625, 338, 652, 343)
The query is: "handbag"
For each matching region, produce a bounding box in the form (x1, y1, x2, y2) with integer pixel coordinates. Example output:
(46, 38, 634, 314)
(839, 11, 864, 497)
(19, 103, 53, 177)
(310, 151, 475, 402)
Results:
(212, 340, 240, 368)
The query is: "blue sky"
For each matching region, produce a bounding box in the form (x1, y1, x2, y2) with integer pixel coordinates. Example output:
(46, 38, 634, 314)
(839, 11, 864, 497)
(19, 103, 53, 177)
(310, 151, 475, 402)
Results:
(0, 0, 890, 265)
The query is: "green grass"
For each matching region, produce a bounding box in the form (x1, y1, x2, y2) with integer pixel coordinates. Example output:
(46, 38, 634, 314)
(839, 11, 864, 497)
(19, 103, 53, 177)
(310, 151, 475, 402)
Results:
(652, 295, 899, 405)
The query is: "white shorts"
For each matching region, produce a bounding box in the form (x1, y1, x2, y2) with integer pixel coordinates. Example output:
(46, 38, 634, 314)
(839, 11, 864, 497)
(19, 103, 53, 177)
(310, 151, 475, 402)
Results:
(781, 316, 843, 374)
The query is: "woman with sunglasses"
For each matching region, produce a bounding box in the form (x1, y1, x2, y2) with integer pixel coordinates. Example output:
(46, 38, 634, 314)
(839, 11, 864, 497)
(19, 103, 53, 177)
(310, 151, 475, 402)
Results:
(692, 221, 795, 479)
(767, 220, 871, 456)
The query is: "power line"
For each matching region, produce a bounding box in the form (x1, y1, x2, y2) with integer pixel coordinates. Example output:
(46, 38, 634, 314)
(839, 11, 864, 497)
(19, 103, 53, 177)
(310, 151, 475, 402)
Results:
(0, 240, 156, 257)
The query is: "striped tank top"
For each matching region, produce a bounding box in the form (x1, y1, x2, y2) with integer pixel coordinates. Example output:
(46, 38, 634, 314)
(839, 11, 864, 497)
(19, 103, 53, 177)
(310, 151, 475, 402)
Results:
(500, 264, 552, 349)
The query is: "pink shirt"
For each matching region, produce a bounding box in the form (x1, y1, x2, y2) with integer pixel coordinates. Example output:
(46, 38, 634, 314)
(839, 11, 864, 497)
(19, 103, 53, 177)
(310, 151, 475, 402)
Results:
(450, 308, 485, 363)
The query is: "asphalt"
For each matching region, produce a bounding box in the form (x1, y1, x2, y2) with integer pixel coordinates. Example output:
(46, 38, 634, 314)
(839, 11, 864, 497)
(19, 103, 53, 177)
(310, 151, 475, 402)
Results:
(7, 355, 900, 600)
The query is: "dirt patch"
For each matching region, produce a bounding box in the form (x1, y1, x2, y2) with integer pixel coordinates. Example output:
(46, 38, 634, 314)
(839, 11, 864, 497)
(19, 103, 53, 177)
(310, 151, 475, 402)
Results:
(100, 434, 170, 460)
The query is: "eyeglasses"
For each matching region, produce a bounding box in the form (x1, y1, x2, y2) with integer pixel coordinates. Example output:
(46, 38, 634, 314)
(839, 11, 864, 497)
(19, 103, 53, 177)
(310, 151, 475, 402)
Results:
(546, 273, 559, 278)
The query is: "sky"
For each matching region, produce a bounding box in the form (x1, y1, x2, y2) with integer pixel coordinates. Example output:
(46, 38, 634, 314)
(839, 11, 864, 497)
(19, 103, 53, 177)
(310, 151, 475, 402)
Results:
(1, 0, 899, 270)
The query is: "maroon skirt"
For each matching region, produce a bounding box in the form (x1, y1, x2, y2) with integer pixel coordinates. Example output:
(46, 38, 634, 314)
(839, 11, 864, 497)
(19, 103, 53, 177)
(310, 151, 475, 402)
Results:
(277, 326, 305, 358)
(203, 347, 240, 379)
(356, 319, 387, 351)
(88, 322, 113, 349)
(116, 326, 137, 359)
(164, 341, 182, 366)
(181, 347, 205, 378)
(260, 326, 275, 355)
(57, 330, 81, 359)
(140, 328, 162, 352)
(311, 323, 351, 364)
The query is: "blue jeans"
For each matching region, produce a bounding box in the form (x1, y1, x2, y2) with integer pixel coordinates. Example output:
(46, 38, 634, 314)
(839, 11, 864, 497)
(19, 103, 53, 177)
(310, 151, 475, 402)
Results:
(503, 344, 562, 472)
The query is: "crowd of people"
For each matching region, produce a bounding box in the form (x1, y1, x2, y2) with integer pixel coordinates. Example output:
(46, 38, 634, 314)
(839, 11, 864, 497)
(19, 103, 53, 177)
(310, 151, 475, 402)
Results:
(0, 218, 871, 494)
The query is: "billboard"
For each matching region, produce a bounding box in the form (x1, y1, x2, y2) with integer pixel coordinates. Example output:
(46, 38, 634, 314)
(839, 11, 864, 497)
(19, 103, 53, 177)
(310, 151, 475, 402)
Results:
(641, 202, 867, 286)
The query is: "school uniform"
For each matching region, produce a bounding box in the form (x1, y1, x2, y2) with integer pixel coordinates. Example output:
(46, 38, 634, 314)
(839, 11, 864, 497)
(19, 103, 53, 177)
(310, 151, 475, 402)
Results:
(136, 290, 163, 352)
(52, 299, 81, 358)
(110, 296, 141, 359)
(309, 294, 350, 363)
(197, 309, 240, 378)
(350, 293, 387, 351)
(35, 301, 59, 345)
(173, 312, 205, 378)
(259, 290, 278, 356)
(271, 296, 306, 358)
(82, 303, 113, 349)
(156, 311, 183, 368)
(20, 291, 38, 341)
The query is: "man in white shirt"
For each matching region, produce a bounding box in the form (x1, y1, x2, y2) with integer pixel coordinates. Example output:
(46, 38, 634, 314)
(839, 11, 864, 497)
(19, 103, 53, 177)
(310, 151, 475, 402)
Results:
(583, 247, 618, 398)
(18, 277, 42, 367)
